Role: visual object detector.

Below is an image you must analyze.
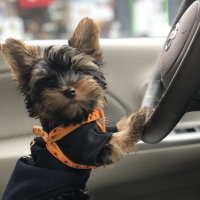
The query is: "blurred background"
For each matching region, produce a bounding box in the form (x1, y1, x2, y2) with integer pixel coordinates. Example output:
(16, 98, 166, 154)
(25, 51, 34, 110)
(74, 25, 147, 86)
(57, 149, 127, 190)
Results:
(0, 0, 183, 40)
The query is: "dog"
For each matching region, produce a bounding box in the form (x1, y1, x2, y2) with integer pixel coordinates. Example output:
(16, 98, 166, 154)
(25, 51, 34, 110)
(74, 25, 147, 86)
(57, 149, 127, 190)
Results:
(1, 18, 153, 200)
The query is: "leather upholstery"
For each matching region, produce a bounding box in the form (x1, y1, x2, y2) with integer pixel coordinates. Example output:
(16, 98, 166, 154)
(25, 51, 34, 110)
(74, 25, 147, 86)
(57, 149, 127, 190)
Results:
(142, 0, 200, 143)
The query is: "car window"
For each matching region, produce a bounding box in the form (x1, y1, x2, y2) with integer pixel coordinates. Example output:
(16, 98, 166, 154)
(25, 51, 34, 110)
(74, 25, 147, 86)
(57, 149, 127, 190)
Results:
(0, 0, 183, 40)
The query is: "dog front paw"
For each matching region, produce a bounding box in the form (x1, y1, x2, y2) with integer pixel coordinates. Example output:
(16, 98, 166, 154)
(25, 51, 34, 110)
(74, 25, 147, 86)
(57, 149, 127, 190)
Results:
(129, 106, 154, 142)
(106, 107, 154, 161)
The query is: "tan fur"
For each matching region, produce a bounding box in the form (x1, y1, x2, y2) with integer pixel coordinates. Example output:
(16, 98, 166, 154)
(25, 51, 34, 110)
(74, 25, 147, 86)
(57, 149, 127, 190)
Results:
(76, 76, 106, 109)
(72, 54, 98, 69)
(1, 38, 41, 86)
(42, 89, 68, 111)
(108, 107, 154, 164)
(69, 17, 102, 62)
(41, 76, 105, 121)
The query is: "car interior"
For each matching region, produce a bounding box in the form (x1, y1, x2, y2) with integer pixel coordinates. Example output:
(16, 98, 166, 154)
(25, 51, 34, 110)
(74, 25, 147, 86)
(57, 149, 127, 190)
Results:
(1, 0, 200, 200)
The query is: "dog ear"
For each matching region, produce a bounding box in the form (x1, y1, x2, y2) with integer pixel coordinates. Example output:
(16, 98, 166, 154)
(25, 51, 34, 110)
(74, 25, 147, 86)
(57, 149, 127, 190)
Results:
(68, 17, 102, 62)
(1, 38, 41, 87)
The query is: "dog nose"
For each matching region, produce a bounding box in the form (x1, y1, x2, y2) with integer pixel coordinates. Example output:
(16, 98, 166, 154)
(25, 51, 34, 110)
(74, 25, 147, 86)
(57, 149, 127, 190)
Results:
(63, 88, 76, 98)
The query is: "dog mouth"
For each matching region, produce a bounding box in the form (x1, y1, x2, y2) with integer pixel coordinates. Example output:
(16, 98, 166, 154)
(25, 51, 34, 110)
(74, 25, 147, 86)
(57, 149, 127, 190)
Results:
(68, 99, 77, 104)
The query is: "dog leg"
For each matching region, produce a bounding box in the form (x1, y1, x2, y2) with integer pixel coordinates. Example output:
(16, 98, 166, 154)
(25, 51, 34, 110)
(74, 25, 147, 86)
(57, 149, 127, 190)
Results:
(98, 107, 154, 165)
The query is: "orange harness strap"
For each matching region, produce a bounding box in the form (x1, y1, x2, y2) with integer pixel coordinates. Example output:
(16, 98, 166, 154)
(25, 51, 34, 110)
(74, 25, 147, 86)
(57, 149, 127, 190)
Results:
(32, 109, 105, 170)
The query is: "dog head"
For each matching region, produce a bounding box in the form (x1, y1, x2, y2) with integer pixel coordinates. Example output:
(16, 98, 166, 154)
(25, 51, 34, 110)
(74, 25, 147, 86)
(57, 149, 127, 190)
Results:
(1, 18, 106, 130)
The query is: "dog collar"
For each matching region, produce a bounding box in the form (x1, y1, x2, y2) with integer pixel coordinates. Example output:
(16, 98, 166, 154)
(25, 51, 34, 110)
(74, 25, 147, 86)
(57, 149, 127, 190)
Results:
(32, 109, 105, 170)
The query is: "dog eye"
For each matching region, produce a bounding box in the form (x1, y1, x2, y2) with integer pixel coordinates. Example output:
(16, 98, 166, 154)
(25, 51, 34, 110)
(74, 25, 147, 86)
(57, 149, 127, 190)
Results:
(75, 68, 84, 74)
(46, 76, 58, 88)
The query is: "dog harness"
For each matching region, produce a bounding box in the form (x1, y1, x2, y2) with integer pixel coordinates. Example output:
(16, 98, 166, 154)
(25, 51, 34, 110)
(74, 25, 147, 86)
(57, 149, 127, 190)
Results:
(32, 109, 105, 170)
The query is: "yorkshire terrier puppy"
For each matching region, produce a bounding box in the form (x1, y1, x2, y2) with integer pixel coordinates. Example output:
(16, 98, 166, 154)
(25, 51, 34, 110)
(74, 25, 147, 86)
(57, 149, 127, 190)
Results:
(1, 18, 153, 200)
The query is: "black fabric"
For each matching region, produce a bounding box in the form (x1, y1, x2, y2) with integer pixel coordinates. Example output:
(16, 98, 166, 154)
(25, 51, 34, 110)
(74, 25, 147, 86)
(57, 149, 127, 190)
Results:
(56, 121, 112, 166)
(3, 121, 112, 200)
(105, 125, 118, 133)
(32, 185, 91, 200)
